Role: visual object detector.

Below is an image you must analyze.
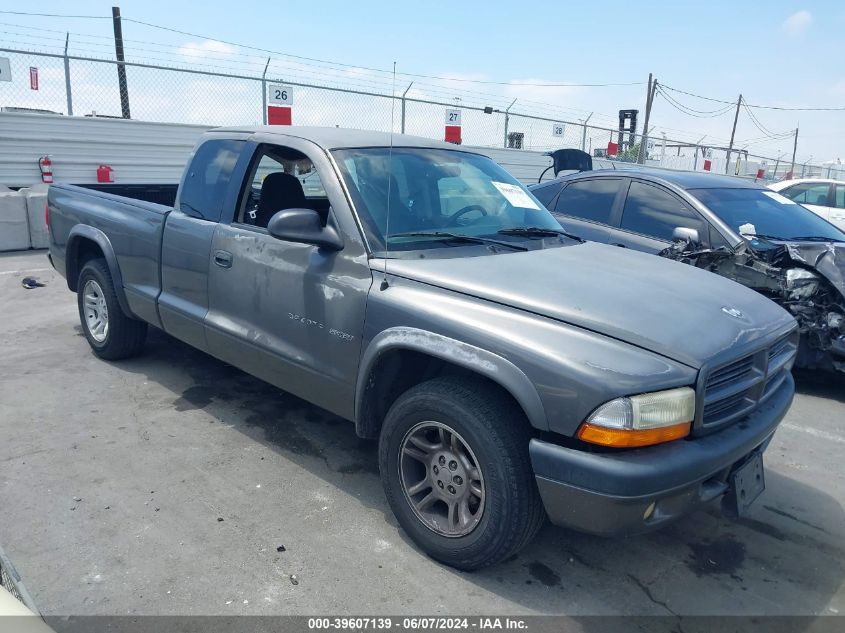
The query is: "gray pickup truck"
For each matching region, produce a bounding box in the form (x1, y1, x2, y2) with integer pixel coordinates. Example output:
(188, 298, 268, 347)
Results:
(47, 127, 798, 570)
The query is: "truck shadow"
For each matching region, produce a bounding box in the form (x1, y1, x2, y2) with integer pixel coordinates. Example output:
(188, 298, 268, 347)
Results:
(793, 369, 845, 404)
(114, 328, 844, 618)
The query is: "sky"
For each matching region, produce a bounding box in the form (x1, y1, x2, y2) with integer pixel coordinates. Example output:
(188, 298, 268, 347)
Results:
(2, 1, 844, 165)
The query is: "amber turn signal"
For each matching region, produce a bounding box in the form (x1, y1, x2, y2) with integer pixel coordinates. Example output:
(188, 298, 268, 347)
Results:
(577, 421, 691, 448)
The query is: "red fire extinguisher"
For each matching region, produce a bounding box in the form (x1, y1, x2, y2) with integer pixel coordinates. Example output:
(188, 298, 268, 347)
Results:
(38, 155, 53, 184)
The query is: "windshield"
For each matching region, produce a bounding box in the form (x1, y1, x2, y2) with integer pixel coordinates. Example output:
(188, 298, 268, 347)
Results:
(333, 147, 562, 251)
(690, 187, 845, 243)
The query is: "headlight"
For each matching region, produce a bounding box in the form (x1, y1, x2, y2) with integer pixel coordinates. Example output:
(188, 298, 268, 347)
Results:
(785, 268, 820, 300)
(577, 387, 695, 448)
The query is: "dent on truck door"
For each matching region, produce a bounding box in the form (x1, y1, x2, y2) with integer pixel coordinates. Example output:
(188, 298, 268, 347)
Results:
(204, 142, 371, 420)
(158, 139, 244, 351)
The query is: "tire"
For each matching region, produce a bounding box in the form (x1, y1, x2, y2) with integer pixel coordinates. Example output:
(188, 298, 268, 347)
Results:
(77, 258, 147, 360)
(379, 376, 546, 570)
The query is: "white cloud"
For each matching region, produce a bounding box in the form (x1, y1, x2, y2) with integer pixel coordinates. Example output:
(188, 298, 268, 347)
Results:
(177, 40, 239, 60)
(783, 10, 812, 36)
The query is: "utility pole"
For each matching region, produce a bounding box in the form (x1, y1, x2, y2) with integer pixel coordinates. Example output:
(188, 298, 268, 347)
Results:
(790, 126, 799, 178)
(725, 93, 741, 174)
(112, 6, 130, 119)
(638, 73, 656, 164)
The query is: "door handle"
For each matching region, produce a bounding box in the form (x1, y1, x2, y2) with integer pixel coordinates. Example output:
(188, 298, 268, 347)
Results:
(214, 250, 233, 268)
(611, 243, 628, 248)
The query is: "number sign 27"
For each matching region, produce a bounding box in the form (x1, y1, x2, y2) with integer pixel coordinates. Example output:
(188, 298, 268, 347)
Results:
(445, 109, 461, 126)
(269, 84, 293, 106)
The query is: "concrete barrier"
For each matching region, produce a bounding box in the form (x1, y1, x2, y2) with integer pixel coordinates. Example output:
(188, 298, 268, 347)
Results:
(0, 191, 30, 252)
(24, 185, 50, 249)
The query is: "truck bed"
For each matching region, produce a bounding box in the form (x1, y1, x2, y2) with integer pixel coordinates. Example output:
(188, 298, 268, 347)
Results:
(48, 183, 173, 327)
(76, 183, 179, 207)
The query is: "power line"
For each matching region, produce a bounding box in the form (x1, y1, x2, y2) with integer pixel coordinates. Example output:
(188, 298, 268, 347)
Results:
(654, 85, 734, 118)
(1, 11, 643, 88)
(661, 83, 845, 112)
(0, 10, 109, 19)
(741, 101, 794, 140)
(122, 17, 643, 88)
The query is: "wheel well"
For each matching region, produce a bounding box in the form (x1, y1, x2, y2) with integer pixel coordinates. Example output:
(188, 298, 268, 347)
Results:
(356, 349, 530, 439)
(68, 238, 105, 292)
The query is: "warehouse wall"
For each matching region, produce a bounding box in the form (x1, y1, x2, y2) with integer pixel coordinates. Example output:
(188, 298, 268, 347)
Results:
(0, 113, 210, 187)
(0, 113, 553, 188)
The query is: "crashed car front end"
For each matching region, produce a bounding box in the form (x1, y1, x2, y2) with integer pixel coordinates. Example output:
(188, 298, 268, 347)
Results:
(660, 239, 845, 372)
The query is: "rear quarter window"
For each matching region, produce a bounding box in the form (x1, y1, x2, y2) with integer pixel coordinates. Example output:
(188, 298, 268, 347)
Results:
(179, 139, 243, 222)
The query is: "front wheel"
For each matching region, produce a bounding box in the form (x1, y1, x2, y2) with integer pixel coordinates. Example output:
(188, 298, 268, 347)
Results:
(77, 259, 147, 360)
(379, 377, 546, 570)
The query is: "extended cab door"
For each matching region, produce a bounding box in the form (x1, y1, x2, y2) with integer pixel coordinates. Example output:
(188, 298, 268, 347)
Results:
(607, 179, 710, 254)
(204, 139, 372, 420)
(158, 139, 246, 351)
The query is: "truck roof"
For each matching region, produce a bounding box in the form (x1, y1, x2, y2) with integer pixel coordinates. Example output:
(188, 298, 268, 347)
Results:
(213, 125, 465, 152)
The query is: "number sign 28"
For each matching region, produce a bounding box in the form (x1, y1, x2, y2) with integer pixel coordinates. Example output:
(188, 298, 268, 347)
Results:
(269, 84, 293, 106)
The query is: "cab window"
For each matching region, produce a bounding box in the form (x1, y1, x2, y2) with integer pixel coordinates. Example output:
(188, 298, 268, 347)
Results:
(236, 145, 328, 228)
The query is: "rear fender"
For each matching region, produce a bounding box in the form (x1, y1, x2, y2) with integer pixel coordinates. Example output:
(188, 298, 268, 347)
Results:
(66, 225, 135, 318)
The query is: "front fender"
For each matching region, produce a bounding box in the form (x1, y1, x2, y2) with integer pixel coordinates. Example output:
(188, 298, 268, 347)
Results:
(66, 225, 135, 319)
(356, 326, 549, 431)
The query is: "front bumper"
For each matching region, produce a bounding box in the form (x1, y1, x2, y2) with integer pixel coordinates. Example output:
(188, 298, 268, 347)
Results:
(530, 372, 794, 536)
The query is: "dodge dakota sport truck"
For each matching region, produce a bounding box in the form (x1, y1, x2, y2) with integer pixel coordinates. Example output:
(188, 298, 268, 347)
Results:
(47, 127, 798, 570)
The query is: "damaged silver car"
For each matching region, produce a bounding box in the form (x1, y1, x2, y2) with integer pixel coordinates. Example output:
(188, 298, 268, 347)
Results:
(530, 162, 845, 372)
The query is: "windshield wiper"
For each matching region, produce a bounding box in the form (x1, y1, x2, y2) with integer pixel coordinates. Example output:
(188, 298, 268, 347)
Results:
(497, 226, 585, 243)
(785, 235, 845, 242)
(742, 233, 789, 242)
(387, 231, 528, 251)
(744, 233, 843, 244)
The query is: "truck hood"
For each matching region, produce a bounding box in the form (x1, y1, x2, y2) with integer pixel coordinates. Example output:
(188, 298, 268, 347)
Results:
(375, 242, 796, 368)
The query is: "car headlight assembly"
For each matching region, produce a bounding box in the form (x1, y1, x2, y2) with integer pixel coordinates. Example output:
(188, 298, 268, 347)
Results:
(577, 387, 695, 448)
(785, 268, 820, 301)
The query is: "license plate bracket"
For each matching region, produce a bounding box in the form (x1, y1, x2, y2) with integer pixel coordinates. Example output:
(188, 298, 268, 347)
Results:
(722, 451, 765, 518)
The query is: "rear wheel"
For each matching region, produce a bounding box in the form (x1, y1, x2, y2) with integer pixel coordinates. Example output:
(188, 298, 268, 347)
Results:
(379, 377, 545, 570)
(77, 259, 147, 360)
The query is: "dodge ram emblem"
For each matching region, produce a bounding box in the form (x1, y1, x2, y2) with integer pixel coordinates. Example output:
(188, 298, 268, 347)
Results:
(721, 306, 744, 318)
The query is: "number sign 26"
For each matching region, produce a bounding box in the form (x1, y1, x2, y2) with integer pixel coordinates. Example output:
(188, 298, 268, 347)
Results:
(269, 84, 293, 106)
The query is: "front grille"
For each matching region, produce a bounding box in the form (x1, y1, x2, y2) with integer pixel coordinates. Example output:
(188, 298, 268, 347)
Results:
(700, 331, 797, 430)
(705, 355, 755, 392)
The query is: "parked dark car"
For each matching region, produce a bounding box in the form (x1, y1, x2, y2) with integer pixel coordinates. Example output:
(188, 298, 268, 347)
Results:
(530, 168, 845, 372)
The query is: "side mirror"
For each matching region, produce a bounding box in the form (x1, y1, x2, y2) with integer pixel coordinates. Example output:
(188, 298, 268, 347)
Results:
(267, 208, 343, 251)
(672, 226, 700, 244)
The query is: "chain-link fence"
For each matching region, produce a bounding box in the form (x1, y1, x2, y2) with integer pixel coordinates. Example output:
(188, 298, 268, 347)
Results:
(3, 46, 843, 182)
